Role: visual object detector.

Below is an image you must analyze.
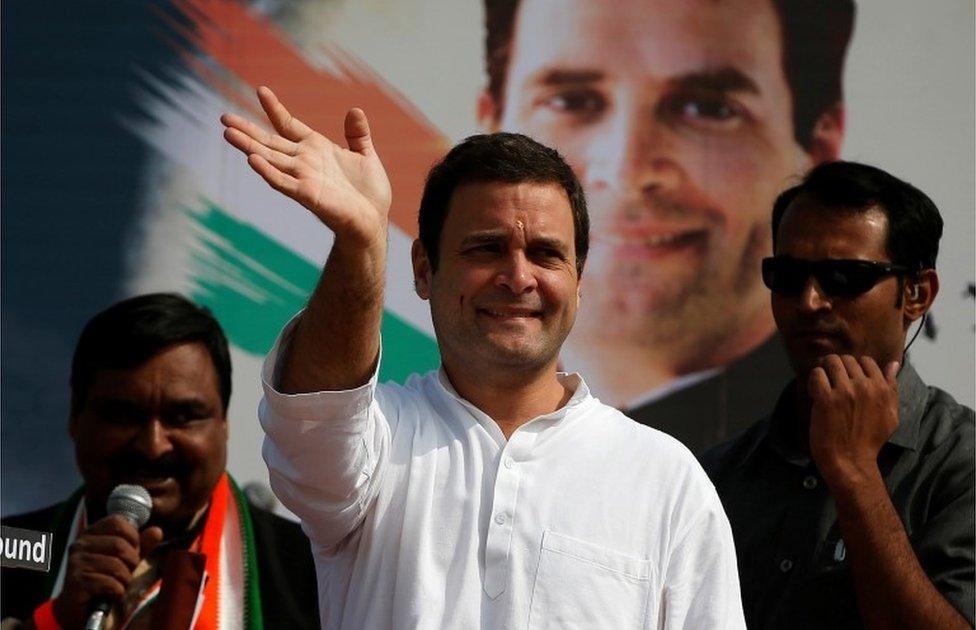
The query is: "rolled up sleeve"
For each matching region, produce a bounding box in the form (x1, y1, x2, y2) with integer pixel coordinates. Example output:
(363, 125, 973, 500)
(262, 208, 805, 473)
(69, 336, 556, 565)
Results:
(259, 319, 390, 550)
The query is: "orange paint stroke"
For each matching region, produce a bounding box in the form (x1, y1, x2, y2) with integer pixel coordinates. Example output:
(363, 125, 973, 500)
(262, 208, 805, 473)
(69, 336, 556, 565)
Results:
(167, 0, 449, 238)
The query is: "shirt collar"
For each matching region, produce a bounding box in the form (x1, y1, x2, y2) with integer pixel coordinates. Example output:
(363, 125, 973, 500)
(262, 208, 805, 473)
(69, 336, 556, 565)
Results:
(887, 361, 928, 451)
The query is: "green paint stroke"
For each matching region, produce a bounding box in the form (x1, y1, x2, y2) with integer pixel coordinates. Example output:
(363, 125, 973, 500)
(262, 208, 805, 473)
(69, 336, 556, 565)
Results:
(185, 201, 440, 384)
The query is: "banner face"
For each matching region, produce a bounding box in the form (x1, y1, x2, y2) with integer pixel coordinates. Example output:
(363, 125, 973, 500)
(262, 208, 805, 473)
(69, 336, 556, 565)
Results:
(3, 1, 973, 514)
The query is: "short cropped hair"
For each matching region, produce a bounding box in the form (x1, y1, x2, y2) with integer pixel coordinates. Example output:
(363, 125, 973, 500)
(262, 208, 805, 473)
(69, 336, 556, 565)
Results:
(771, 161, 943, 271)
(418, 132, 589, 276)
(70, 293, 232, 414)
(483, 0, 855, 151)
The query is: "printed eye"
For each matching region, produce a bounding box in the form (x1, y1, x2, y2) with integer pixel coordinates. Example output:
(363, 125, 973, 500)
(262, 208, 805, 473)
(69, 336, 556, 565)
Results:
(659, 93, 750, 131)
(540, 88, 607, 119)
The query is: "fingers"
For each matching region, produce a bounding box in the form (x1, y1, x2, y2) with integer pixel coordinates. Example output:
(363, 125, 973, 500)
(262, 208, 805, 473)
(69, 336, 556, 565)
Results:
(73, 552, 133, 587)
(139, 526, 164, 559)
(86, 515, 140, 547)
(258, 86, 314, 142)
(820, 354, 849, 389)
(220, 112, 299, 157)
(71, 534, 140, 570)
(840, 355, 865, 380)
(344, 108, 375, 155)
(77, 572, 128, 601)
(808, 366, 831, 401)
(247, 154, 300, 198)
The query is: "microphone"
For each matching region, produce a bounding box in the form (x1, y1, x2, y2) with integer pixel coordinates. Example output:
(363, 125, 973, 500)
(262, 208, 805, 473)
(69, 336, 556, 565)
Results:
(84, 484, 152, 630)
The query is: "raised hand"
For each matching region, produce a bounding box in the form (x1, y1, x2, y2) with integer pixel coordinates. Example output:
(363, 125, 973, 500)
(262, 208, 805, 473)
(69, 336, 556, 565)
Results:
(807, 354, 900, 486)
(52, 515, 163, 628)
(221, 86, 392, 249)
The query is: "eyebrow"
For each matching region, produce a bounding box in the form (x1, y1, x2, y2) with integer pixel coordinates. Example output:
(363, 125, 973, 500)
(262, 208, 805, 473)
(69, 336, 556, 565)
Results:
(459, 231, 508, 248)
(525, 65, 759, 96)
(530, 68, 605, 87)
(668, 66, 760, 95)
(459, 231, 570, 252)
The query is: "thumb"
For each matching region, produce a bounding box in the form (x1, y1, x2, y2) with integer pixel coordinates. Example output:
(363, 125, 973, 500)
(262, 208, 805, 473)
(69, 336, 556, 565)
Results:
(139, 526, 164, 559)
(344, 108, 374, 155)
(884, 360, 900, 388)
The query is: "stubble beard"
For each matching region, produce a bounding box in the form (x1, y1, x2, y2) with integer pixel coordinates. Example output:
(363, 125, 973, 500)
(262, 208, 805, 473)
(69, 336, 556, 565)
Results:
(570, 221, 769, 373)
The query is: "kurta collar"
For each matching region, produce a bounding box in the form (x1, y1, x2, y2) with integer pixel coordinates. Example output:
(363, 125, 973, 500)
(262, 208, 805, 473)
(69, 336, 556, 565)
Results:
(435, 368, 590, 445)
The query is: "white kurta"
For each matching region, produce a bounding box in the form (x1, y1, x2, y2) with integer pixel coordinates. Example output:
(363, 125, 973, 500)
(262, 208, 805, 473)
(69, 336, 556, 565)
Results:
(260, 329, 745, 629)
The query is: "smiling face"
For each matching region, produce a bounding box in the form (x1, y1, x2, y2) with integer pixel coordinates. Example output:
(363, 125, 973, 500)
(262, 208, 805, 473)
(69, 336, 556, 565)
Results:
(771, 198, 910, 379)
(70, 342, 227, 535)
(413, 180, 580, 377)
(483, 0, 840, 371)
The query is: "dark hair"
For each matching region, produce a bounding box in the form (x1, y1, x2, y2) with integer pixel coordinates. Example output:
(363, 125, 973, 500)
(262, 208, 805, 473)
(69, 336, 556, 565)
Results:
(418, 132, 589, 276)
(70, 293, 232, 415)
(771, 161, 943, 270)
(483, 0, 855, 150)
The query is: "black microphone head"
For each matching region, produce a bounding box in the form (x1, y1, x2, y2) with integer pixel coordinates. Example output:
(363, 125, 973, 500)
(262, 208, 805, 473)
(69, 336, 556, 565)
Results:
(106, 484, 152, 528)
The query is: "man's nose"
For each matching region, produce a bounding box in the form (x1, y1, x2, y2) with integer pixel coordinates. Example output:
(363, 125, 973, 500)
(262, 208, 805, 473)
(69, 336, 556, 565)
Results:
(582, 99, 682, 196)
(495, 252, 537, 294)
(798, 276, 833, 313)
(133, 418, 174, 459)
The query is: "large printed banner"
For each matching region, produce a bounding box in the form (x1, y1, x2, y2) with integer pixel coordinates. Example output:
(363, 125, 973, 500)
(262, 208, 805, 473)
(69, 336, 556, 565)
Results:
(3, 0, 973, 514)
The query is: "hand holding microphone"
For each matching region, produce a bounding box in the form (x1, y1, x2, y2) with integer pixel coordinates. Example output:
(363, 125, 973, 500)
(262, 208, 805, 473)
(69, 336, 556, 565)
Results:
(52, 485, 164, 629)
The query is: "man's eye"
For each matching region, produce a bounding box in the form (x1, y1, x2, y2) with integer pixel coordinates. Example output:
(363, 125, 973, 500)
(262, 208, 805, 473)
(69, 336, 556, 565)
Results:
(660, 94, 748, 130)
(541, 89, 607, 117)
(533, 248, 564, 261)
(465, 244, 501, 255)
(97, 403, 143, 425)
(166, 407, 210, 426)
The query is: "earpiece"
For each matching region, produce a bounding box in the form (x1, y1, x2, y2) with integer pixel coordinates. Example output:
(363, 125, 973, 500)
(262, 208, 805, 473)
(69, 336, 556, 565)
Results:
(908, 283, 920, 301)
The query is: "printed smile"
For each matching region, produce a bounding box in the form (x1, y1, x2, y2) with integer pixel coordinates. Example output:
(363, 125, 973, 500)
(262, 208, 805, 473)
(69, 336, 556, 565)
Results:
(598, 228, 709, 258)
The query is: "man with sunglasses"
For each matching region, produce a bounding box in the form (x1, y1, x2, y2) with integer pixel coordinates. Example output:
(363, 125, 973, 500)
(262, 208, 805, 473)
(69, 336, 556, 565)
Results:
(702, 161, 974, 628)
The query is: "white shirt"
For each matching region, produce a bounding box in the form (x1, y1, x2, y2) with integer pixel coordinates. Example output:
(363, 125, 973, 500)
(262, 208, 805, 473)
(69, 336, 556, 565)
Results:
(260, 328, 745, 629)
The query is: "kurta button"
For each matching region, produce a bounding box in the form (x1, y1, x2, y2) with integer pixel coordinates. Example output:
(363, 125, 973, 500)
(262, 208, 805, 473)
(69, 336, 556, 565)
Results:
(494, 512, 506, 525)
(503, 457, 514, 469)
(779, 559, 794, 573)
(802, 475, 818, 490)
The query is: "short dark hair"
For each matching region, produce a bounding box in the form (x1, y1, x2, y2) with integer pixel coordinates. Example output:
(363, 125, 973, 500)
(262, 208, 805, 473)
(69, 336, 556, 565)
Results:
(483, 0, 855, 150)
(771, 161, 943, 270)
(418, 132, 589, 276)
(70, 293, 232, 415)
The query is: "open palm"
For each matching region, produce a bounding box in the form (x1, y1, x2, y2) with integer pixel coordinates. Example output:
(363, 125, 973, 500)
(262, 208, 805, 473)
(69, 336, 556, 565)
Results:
(221, 86, 392, 248)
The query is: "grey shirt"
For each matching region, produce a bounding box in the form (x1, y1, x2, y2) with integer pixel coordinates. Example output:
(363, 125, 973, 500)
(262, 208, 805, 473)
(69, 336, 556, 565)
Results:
(701, 362, 975, 628)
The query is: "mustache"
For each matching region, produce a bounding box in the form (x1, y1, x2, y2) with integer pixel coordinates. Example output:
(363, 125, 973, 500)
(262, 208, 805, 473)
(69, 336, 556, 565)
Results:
(788, 317, 848, 338)
(108, 453, 184, 480)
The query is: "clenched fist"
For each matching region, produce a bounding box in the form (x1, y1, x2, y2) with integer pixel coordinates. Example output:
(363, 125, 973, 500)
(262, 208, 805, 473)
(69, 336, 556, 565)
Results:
(51, 514, 163, 628)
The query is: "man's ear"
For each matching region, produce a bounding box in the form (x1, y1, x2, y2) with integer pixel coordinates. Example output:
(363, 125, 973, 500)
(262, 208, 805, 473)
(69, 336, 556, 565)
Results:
(412, 239, 433, 300)
(806, 102, 845, 164)
(903, 269, 939, 325)
(477, 90, 501, 133)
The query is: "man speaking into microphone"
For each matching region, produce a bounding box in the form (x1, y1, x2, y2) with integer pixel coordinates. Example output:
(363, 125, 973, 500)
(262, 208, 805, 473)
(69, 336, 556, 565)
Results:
(1, 293, 318, 629)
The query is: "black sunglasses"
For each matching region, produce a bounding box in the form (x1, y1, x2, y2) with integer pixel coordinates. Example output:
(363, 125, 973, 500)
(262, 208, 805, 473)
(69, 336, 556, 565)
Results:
(761, 256, 913, 298)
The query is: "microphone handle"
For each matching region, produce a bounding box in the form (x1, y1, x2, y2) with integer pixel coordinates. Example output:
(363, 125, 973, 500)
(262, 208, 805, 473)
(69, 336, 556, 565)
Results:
(85, 602, 111, 630)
